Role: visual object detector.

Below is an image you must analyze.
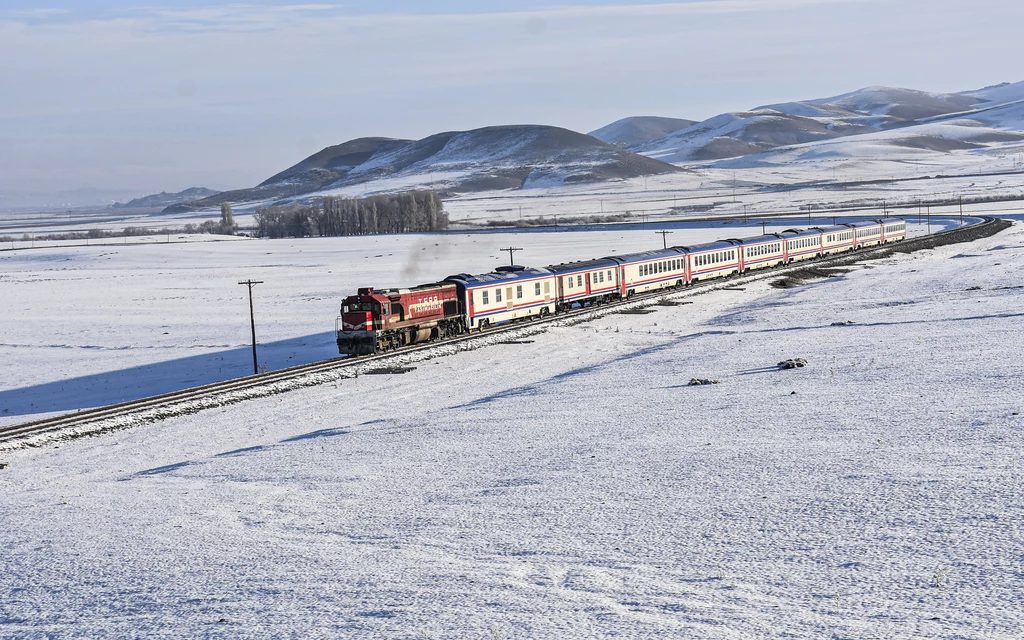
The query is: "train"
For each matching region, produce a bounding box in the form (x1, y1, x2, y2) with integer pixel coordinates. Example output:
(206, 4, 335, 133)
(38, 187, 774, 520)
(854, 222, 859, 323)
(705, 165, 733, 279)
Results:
(336, 218, 907, 355)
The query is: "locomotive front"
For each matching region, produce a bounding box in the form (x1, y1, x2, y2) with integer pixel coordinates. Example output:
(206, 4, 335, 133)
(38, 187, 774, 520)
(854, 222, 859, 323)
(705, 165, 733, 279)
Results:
(336, 283, 465, 355)
(337, 287, 390, 355)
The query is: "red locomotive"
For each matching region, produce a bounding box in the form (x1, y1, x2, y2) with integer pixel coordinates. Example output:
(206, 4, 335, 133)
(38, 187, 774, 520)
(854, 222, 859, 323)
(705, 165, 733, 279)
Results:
(337, 283, 465, 354)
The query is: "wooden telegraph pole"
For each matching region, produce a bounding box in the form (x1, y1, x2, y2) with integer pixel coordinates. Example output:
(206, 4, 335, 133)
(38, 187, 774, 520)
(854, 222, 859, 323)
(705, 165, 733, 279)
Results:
(238, 279, 264, 375)
(655, 230, 673, 249)
(501, 247, 523, 266)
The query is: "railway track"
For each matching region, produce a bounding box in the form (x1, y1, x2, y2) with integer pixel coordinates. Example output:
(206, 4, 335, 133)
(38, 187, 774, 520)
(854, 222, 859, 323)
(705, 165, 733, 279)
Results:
(1, 216, 1010, 450)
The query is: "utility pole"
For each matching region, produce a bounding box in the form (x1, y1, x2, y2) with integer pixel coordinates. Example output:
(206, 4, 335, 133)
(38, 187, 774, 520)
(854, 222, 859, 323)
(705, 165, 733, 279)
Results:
(927, 205, 931, 234)
(238, 279, 264, 375)
(743, 204, 748, 223)
(959, 195, 964, 226)
(501, 246, 523, 266)
(655, 230, 673, 249)
(761, 220, 767, 235)
(807, 204, 811, 225)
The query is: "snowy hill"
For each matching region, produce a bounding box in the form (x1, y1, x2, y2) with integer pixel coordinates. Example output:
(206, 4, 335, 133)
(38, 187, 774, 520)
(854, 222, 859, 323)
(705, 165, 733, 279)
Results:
(635, 85, 1004, 163)
(169, 126, 682, 211)
(588, 116, 696, 147)
(635, 110, 854, 163)
(111, 187, 220, 209)
(810, 86, 980, 120)
(961, 80, 1024, 105)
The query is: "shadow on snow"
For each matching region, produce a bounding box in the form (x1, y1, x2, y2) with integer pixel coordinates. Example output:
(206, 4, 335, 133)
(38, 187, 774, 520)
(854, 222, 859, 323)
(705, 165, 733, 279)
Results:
(0, 331, 340, 419)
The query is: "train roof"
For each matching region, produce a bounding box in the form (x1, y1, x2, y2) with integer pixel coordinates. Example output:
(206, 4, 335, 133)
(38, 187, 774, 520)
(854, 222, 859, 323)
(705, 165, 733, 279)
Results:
(444, 265, 553, 287)
(812, 224, 853, 234)
(779, 228, 821, 238)
(876, 216, 905, 224)
(724, 233, 785, 245)
(605, 247, 683, 264)
(673, 240, 741, 254)
(545, 257, 619, 274)
(847, 219, 883, 229)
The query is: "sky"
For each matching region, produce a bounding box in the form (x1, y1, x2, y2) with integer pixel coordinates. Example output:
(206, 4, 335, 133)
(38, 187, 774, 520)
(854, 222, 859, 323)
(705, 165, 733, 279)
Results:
(1, 0, 1022, 208)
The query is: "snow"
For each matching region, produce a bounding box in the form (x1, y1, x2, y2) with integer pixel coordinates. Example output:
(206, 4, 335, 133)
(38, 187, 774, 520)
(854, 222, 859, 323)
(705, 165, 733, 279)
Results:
(13, 220, 950, 428)
(2, 219, 1023, 637)
(961, 80, 1024, 105)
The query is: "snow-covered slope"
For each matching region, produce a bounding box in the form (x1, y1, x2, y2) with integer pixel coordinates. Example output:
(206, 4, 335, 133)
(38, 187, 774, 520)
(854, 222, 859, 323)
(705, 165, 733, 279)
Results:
(635, 111, 851, 163)
(588, 116, 696, 147)
(111, 187, 220, 209)
(636, 85, 1006, 164)
(2, 221, 1022, 637)
(810, 86, 980, 120)
(961, 80, 1024, 104)
(171, 126, 682, 211)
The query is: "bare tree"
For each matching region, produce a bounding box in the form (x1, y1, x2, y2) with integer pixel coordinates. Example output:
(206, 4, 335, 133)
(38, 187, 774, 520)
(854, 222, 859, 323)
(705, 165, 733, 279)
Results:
(220, 202, 236, 234)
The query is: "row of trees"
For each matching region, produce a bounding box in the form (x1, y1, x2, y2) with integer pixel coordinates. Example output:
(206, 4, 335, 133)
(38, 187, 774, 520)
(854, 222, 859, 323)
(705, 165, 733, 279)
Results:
(252, 191, 447, 239)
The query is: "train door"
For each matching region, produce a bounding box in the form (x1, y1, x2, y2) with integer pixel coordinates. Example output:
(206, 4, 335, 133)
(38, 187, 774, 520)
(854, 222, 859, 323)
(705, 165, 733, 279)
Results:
(505, 287, 513, 310)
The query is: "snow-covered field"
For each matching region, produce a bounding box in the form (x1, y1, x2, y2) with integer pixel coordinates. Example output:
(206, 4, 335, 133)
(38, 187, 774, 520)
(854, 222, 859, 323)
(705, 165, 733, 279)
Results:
(2, 216, 1023, 637)
(0, 218, 953, 429)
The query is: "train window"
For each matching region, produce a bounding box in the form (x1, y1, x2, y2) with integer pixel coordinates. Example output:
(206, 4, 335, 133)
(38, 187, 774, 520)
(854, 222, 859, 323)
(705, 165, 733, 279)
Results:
(495, 288, 502, 303)
(599, 271, 605, 283)
(577, 275, 583, 287)
(482, 290, 489, 304)
(535, 282, 541, 295)
(608, 270, 613, 281)
(516, 285, 523, 299)
(567, 277, 572, 289)
(592, 272, 598, 284)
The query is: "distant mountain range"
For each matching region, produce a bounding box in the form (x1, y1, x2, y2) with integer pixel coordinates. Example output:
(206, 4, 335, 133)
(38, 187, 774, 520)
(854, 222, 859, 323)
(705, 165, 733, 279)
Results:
(588, 116, 697, 147)
(112, 187, 220, 209)
(166, 125, 683, 213)
(161, 80, 1024, 212)
(633, 86, 1002, 163)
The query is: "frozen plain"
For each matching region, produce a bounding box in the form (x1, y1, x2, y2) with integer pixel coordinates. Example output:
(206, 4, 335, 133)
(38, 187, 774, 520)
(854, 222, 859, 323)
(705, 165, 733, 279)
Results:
(0, 217, 949, 428)
(1, 219, 1022, 637)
